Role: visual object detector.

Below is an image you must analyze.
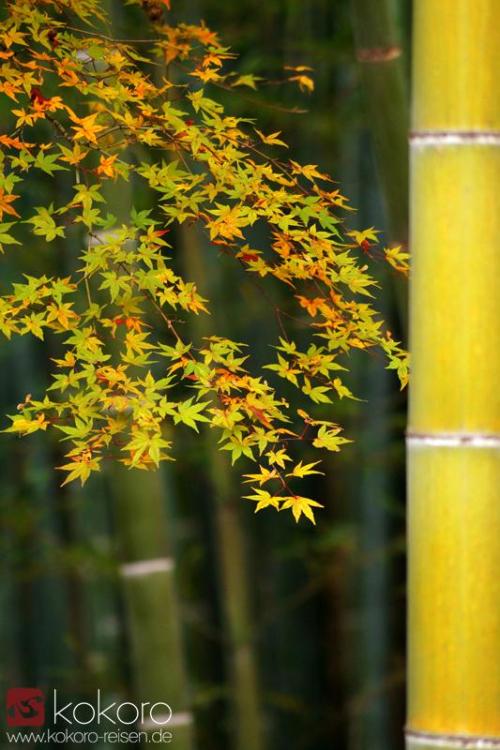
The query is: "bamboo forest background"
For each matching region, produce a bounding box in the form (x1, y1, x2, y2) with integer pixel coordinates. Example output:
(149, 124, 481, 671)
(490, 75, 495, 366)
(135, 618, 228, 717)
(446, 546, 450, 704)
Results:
(0, 0, 410, 748)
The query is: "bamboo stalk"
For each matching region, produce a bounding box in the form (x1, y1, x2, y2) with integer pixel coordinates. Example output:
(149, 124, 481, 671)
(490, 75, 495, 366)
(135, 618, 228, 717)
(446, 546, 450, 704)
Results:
(350, 0, 409, 332)
(211, 452, 263, 750)
(97, 0, 196, 726)
(408, 2, 500, 748)
(349, 2, 410, 726)
(342, 139, 405, 750)
(350, 0, 409, 246)
(327, 56, 407, 743)
(110, 467, 195, 749)
(11, 330, 75, 690)
(100, 243, 195, 747)
(179, 223, 265, 750)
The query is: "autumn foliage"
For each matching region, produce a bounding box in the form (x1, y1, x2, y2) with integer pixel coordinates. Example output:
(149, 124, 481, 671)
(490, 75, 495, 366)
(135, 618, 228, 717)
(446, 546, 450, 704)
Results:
(0, 0, 408, 523)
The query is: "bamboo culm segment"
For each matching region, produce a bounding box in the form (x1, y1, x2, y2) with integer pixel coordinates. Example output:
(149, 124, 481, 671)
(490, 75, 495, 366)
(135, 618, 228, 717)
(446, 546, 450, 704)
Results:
(409, 0, 500, 745)
(412, 0, 500, 130)
(112, 467, 195, 750)
(407, 445, 500, 734)
(409, 145, 500, 434)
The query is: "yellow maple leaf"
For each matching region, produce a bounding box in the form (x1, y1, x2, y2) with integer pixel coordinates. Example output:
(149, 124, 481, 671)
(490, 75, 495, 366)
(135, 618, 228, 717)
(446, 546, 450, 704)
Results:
(254, 129, 288, 148)
(288, 74, 314, 93)
(59, 143, 89, 166)
(347, 227, 380, 246)
(3, 28, 27, 48)
(5, 413, 48, 435)
(384, 245, 410, 276)
(286, 460, 324, 479)
(58, 453, 100, 486)
(70, 113, 104, 145)
(290, 161, 329, 181)
(281, 495, 324, 524)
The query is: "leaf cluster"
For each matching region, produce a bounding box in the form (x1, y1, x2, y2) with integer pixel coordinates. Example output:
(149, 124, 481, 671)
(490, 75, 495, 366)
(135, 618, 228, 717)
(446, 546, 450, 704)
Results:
(0, 0, 408, 523)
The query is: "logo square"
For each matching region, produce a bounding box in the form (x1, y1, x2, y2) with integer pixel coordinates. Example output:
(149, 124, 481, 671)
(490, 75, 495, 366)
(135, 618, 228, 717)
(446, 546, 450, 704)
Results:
(6, 688, 45, 727)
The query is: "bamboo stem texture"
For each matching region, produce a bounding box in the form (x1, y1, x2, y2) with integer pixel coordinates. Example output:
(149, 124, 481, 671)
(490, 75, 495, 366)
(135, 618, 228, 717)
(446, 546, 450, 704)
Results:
(351, 0, 409, 245)
(112, 467, 195, 750)
(408, 1, 500, 748)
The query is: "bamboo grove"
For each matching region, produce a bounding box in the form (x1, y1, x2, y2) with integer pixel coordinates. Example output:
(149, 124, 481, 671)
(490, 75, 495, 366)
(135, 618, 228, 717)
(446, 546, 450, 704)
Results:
(0, 0, 408, 522)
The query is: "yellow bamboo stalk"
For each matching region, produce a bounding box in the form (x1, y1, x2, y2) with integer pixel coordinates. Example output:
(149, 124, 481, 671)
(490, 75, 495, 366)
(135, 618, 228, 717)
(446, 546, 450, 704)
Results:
(408, 2, 500, 750)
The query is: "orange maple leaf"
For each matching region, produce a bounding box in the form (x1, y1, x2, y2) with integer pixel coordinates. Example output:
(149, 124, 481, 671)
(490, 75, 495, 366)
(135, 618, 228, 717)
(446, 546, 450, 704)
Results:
(0, 134, 33, 150)
(96, 153, 118, 178)
(296, 295, 326, 317)
(0, 188, 20, 220)
(70, 113, 104, 145)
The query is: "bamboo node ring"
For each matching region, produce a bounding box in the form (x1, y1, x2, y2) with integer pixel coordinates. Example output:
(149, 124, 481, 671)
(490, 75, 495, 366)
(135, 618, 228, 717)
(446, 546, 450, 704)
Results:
(406, 432, 500, 448)
(356, 45, 402, 62)
(409, 131, 500, 147)
(406, 729, 500, 749)
(120, 557, 175, 577)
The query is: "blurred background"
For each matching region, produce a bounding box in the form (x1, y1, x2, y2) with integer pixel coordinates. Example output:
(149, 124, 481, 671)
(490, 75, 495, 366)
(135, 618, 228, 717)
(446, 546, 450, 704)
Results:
(0, 0, 410, 747)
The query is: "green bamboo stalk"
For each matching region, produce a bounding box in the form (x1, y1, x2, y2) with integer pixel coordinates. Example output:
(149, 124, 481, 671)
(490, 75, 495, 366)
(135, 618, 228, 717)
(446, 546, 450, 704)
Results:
(348, 6, 409, 745)
(7, 336, 70, 690)
(109, 466, 195, 748)
(98, 240, 195, 746)
(351, 140, 406, 750)
(211, 452, 263, 750)
(326, 131, 403, 750)
(350, 0, 409, 246)
(96, 6, 196, 738)
(179, 222, 265, 750)
(0, 137, 80, 695)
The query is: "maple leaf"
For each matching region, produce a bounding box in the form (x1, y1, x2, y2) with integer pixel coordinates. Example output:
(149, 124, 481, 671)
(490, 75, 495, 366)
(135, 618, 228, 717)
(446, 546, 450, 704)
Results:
(59, 143, 89, 166)
(0, 80, 21, 100)
(347, 227, 380, 246)
(243, 466, 279, 486)
(290, 161, 329, 181)
(384, 245, 410, 276)
(313, 425, 351, 452)
(70, 113, 105, 144)
(3, 28, 27, 48)
(96, 153, 118, 178)
(288, 75, 314, 94)
(296, 295, 326, 317)
(190, 66, 222, 84)
(284, 64, 313, 73)
(266, 448, 292, 469)
(208, 205, 247, 241)
(4, 413, 48, 435)
(286, 460, 324, 479)
(58, 453, 101, 486)
(284, 64, 315, 95)
(280, 495, 324, 524)
(254, 129, 288, 148)
(0, 221, 21, 254)
(244, 488, 281, 513)
(0, 134, 33, 150)
(173, 398, 210, 431)
(233, 74, 260, 90)
(0, 189, 20, 220)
